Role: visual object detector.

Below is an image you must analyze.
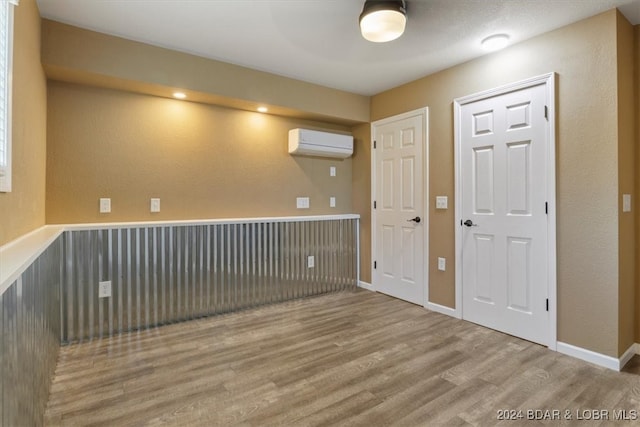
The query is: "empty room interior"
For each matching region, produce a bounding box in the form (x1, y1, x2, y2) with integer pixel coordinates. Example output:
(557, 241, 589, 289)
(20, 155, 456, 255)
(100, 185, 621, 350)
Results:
(2, 0, 640, 425)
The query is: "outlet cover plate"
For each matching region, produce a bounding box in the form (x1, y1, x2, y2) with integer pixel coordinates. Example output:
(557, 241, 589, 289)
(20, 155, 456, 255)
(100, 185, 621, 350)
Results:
(99, 198, 111, 213)
(296, 197, 310, 209)
(99, 281, 112, 298)
(437, 257, 446, 271)
(307, 255, 315, 268)
(436, 196, 448, 210)
(150, 198, 161, 213)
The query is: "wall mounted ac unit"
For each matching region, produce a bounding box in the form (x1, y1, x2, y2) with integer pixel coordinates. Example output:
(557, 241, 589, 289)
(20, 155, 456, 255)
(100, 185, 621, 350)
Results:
(288, 128, 353, 159)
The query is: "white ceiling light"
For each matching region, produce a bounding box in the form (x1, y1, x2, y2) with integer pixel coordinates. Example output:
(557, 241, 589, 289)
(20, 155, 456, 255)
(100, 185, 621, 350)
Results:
(481, 34, 510, 51)
(257, 106, 268, 113)
(359, 0, 407, 43)
(172, 92, 187, 99)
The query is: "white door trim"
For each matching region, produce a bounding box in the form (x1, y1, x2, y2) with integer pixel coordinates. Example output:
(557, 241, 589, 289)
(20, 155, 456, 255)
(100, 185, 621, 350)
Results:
(371, 108, 429, 307)
(453, 73, 557, 350)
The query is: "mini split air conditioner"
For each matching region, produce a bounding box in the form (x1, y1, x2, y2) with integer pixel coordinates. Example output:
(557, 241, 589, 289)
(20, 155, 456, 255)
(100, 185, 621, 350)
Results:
(288, 128, 353, 159)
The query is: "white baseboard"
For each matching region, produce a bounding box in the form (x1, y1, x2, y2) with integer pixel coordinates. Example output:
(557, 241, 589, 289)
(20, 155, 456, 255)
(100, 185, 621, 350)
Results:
(557, 341, 637, 371)
(358, 281, 375, 292)
(425, 302, 461, 319)
(619, 343, 639, 369)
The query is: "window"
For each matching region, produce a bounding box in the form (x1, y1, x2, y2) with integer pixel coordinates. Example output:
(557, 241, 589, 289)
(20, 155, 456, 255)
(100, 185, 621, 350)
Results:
(0, 0, 18, 193)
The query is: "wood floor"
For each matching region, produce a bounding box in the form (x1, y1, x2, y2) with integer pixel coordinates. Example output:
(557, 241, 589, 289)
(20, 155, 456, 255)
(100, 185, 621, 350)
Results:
(45, 289, 640, 426)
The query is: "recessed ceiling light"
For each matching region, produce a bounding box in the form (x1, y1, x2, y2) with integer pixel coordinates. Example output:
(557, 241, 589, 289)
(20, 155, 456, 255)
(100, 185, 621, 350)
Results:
(257, 106, 268, 113)
(481, 34, 510, 51)
(173, 92, 187, 99)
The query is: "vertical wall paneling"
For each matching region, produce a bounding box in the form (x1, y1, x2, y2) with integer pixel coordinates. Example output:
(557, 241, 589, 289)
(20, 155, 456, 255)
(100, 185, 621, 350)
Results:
(60, 218, 359, 343)
(0, 236, 62, 426)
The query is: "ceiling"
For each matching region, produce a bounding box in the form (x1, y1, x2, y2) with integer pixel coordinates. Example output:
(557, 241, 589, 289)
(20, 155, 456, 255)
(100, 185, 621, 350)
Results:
(36, 0, 640, 96)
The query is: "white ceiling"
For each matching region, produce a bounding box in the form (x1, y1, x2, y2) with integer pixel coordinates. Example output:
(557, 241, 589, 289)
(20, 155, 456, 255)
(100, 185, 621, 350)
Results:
(36, 0, 640, 96)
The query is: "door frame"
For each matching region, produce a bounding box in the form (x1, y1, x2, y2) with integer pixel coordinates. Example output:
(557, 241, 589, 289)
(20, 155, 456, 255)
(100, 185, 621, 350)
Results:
(371, 108, 429, 307)
(453, 73, 557, 350)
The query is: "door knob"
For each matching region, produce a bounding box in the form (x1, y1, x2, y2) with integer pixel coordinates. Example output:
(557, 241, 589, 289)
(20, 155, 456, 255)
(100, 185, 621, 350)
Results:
(463, 219, 478, 227)
(407, 216, 421, 223)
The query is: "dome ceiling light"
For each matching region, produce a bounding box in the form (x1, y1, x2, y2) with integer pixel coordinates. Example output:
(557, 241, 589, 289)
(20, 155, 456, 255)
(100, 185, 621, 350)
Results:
(481, 34, 510, 51)
(359, 0, 407, 43)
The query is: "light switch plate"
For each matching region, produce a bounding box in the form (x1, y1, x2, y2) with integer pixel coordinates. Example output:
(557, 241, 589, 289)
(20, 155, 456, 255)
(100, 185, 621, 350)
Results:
(330, 166, 336, 177)
(623, 194, 631, 213)
(296, 197, 310, 209)
(99, 198, 111, 213)
(438, 257, 446, 271)
(330, 197, 336, 208)
(307, 255, 315, 268)
(150, 198, 161, 213)
(436, 196, 448, 210)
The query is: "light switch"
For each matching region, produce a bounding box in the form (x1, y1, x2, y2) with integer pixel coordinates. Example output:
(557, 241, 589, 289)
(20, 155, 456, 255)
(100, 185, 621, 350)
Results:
(296, 197, 310, 209)
(307, 255, 315, 268)
(436, 196, 448, 209)
(330, 166, 336, 177)
(623, 194, 631, 213)
(330, 197, 336, 208)
(438, 257, 446, 271)
(99, 198, 111, 213)
(150, 198, 161, 213)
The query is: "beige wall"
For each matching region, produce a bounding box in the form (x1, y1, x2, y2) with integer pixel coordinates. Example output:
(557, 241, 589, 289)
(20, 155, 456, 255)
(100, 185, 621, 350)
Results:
(365, 10, 624, 356)
(46, 82, 353, 224)
(636, 24, 640, 344)
(351, 123, 371, 283)
(41, 20, 369, 126)
(616, 12, 635, 355)
(0, 0, 47, 246)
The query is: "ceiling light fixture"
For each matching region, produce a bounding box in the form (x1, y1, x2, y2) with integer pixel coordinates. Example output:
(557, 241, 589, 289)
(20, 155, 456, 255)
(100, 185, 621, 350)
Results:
(359, 0, 407, 43)
(173, 92, 187, 99)
(481, 34, 510, 51)
(257, 106, 268, 113)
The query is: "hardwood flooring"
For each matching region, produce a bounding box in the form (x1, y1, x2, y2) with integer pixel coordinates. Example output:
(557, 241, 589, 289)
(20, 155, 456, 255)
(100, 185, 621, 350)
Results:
(45, 289, 640, 426)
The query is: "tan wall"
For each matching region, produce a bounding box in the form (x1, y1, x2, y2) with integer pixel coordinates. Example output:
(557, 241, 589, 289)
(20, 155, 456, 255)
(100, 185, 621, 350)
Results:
(636, 24, 640, 344)
(351, 123, 371, 283)
(367, 10, 622, 356)
(616, 12, 635, 355)
(41, 20, 369, 125)
(0, 0, 47, 246)
(46, 82, 353, 224)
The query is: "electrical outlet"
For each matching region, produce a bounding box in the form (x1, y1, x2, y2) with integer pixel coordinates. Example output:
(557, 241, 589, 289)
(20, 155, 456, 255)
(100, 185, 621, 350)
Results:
(330, 166, 336, 177)
(436, 196, 448, 210)
(307, 255, 315, 268)
(98, 281, 112, 298)
(296, 197, 310, 209)
(99, 198, 111, 213)
(150, 198, 161, 213)
(330, 197, 336, 208)
(438, 257, 446, 271)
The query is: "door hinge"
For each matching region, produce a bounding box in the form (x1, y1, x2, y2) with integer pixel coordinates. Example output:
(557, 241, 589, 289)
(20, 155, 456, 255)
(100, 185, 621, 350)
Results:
(374, 201, 377, 209)
(373, 140, 377, 149)
(460, 219, 463, 226)
(374, 261, 377, 269)
(545, 202, 548, 214)
(544, 105, 548, 120)
(546, 299, 549, 311)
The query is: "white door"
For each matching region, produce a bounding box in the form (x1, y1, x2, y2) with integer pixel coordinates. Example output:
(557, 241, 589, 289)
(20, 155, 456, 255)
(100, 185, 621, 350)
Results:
(458, 82, 552, 346)
(373, 109, 427, 305)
